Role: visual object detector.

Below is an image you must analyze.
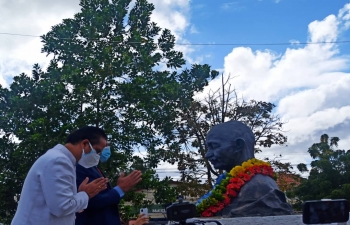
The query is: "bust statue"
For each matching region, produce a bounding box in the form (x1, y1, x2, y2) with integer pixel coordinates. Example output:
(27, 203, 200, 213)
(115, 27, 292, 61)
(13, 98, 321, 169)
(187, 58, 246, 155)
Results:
(204, 120, 293, 217)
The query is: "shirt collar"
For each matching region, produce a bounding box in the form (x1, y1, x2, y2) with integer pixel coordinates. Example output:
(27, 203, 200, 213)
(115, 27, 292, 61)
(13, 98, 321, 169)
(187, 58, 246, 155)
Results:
(53, 144, 77, 165)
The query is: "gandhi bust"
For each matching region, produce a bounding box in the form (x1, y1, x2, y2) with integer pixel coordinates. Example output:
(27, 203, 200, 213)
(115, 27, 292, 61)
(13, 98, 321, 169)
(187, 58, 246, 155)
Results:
(205, 120, 293, 217)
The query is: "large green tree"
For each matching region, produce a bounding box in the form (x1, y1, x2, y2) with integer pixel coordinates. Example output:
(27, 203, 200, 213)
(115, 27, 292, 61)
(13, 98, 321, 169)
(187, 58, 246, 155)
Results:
(291, 134, 350, 209)
(0, 0, 218, 223)
(0, 64, 74, 223)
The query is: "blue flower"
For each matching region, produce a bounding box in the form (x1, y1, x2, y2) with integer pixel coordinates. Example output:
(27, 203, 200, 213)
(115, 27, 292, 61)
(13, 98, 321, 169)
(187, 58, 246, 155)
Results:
(214, 173, 227, 186)
(196, 173, 227, 206)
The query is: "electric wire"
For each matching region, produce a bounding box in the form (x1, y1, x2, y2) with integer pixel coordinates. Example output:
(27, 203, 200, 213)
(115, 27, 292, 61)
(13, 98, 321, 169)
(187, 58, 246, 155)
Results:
(1, 32, 349, 46)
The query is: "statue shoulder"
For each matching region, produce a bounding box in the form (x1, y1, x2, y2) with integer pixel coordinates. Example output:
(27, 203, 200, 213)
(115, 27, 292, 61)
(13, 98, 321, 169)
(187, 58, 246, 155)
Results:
(239, 174, 279, 196)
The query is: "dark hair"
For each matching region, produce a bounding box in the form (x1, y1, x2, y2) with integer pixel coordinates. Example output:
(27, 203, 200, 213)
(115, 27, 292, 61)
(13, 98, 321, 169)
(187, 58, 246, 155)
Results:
(65, 126, 107, 145)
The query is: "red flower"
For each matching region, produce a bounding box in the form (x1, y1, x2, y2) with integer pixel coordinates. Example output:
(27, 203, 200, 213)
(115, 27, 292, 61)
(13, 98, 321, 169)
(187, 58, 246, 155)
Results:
(229, 177, 240, 183)
(246, 167, 256, 175)
(226, 188, 237, 197)
(210, 205, 220, 213)
(205, 202, 226, 215)
(207, 206, 215, 212)
(227, 183, 241, 191)
(238, 172, 251, 182)
(229, 177, 245, 186)
(260, 165, 273, 176)
(223, 194, 231, 205)
(268, 167, 274, 177)
(202, 210, 213, 217)
(252, 165, 262, 173)
(217, 202, 225, 211)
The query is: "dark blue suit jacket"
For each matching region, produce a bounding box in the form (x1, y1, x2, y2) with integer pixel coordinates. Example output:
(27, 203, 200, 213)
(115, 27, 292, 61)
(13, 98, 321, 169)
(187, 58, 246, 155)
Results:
(75, 164, 122, 225)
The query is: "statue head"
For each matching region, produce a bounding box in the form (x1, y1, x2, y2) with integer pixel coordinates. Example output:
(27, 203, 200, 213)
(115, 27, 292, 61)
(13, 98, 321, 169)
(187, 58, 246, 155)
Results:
(205, 120, 255, 171)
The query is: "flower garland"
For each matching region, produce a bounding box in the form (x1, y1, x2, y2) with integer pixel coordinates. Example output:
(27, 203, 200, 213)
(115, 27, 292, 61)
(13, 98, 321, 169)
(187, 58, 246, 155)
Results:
(196, 158, 276, 217)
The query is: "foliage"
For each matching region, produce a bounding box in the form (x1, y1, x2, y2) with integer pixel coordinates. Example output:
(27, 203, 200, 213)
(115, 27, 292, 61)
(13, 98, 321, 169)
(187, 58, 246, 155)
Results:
(297, 163, 309, 173)
(275, 173, 303, 193)
(116, 158, 178, 221)
(264, 155, 303, 193)
(0, 0, 218, 223)
(153, 177, 178, 204)
(291, 134, 350, 209)
(118, 200, 134, 223)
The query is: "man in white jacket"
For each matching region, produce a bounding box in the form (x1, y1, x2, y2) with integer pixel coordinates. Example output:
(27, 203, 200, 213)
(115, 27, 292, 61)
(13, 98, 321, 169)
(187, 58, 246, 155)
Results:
(11, 126, 109, 225)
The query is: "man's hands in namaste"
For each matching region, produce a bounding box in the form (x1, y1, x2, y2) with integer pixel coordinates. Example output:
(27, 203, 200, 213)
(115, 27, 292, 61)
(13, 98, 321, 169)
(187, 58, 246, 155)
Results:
(78, 177, 108, 198)
(117, 170, 142, 192)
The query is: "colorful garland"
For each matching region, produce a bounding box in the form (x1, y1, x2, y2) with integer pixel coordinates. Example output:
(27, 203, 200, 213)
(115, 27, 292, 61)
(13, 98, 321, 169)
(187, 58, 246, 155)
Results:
(196, 158, 276, 217)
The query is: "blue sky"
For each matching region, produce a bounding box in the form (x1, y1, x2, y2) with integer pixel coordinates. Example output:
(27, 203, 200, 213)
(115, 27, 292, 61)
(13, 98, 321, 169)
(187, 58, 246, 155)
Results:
(1, 0, 350, 179)
(186, 0, 350, 70)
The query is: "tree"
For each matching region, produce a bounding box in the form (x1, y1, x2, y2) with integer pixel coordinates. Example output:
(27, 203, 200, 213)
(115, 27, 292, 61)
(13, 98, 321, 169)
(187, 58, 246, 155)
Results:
(152, 73, 288, 197)
(265, 155, 303, 193)
(127, 155, 178, 206)
(0, 64, 73, 223)
(116, 155, 178, 221)
(291, 134, 350, 208)
(0, 0, 218, 223)
(39, 0, 218, 169)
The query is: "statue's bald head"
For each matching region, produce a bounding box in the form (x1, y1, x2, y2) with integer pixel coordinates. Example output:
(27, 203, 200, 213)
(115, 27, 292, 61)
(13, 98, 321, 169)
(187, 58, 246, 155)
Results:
(205, 120, 255, 171)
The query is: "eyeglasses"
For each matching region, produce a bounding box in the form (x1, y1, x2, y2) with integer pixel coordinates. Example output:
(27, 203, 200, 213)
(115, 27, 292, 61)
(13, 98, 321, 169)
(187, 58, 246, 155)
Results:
(88, 142, 102, 154)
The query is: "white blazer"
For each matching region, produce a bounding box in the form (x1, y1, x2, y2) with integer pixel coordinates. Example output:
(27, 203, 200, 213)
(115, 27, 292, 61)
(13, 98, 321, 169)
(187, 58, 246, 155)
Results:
(11, 144, 88, 225)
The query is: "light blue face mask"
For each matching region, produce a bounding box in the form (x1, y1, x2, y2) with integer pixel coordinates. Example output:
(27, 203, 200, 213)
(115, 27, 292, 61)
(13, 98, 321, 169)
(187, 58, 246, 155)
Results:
(100, 146, 111, 163)
(78, 142, 100, 168)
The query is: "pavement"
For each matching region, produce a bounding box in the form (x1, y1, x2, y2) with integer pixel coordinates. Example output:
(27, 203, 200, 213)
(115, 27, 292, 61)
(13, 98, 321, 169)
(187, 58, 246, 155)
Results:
(186, 215, 350, 225)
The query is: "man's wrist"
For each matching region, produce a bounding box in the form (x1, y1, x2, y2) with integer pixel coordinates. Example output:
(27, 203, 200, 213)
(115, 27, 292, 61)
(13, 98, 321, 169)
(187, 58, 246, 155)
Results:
(114, 186, 125, 197)
(81, 191, 91, 199)
(116, 185, 127, 193)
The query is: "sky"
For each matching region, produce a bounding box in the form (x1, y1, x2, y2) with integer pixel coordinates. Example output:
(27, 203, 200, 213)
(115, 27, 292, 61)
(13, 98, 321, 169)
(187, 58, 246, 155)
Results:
(1, 0, 350, 180)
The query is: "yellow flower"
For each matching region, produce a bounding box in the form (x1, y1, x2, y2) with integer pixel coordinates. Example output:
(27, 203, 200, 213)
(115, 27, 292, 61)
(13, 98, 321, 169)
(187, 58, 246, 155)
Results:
(250, 158, 270, 166)
(228, 159, 271, 177)
(230, 169, 238, 177)
(254, 161, 263, 166)
(229, 165, 245, 177)
(242, 161, 252, 169)
(250, 158, 258, 164)
(235, 166, 245, 174)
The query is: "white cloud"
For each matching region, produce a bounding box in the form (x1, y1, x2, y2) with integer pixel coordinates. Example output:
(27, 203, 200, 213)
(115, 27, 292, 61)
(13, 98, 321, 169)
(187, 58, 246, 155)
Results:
(220, 2, 245, 12)
(277, 75, 350, 119)
(308, 15, 338, 42)
(0, 0, 195, 87)
(221, 3, 236, 10)
(147, 0, 200, 64)
(285, 106, 350, 144)
(0, 0, 80, 87)
(289, 39, 300, 45)
(190, 25, 199, 34)
(200, 3, 350, 172)
(156, 162, 180, 179)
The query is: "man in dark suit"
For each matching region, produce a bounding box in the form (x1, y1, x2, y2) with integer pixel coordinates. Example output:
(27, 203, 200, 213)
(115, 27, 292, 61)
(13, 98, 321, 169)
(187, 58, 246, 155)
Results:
(75, 145, 142, 225)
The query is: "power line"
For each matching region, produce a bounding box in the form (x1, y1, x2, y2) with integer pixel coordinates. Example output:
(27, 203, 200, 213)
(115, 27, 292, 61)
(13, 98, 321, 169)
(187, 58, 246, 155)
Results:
(176, 40, 350, 46)
(258, 153, 311, 156)
(0, 32, 40, 38)
(1, 32, 350, 46)
(155, 164, 313, 173)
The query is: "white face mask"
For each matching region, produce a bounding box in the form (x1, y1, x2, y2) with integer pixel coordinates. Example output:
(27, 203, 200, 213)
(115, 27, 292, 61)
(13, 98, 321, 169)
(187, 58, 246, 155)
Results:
(78, 142, 100, 168)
